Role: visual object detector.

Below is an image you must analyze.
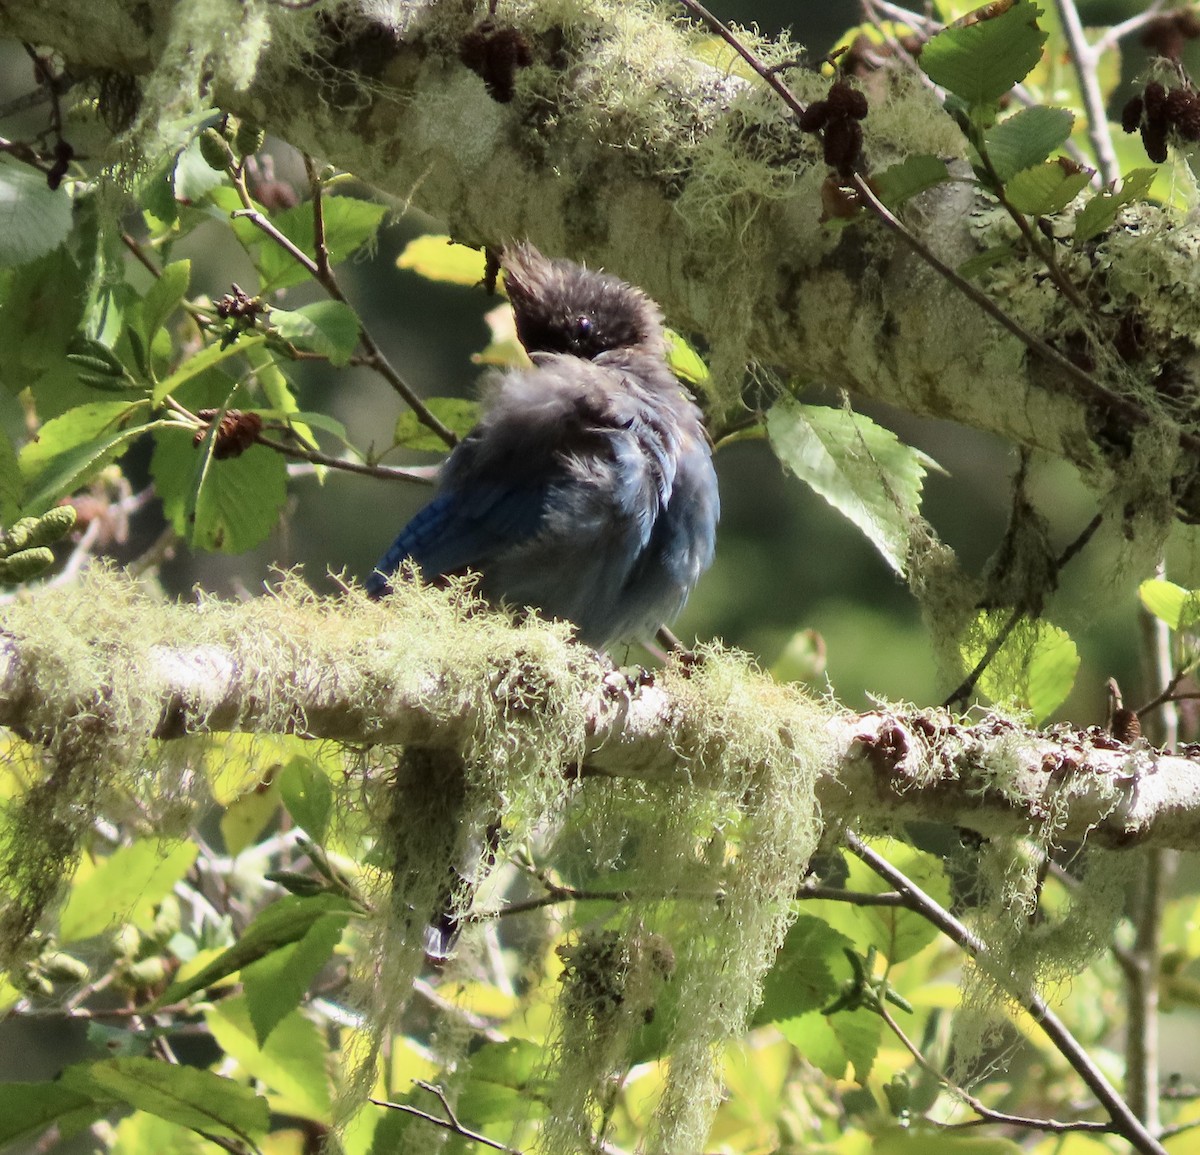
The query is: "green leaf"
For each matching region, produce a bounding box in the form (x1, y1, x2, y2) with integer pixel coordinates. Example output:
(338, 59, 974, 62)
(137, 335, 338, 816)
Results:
(0, 160, 74, 268)
(173, 131, 228, 204)
(1003, 160, 1091, 215)
(138, 259, 191, 346)
(59, 840, 198, 943)
(767, 398, 940, 575)
(150, 427, 288, 554)
(920, 0, 1047, 105)
(152, 332, 267, 405)
(205, 996, 333, 1121)
(397, 234, 487, 285)
(827, 1006, 882, 1081)
(241, 907, 347, 1044)
(872, 155, 951, 208)
(778, 1012, 851, 1078)
(19, 400, 155, 513)
(393, 398, 480, 450)
(61, 1058, 269, 1142)
(279, 755, 333, 841)
(964, 612, 1080, 721)
(0, 423, 21, 522)
(248, 197, 388, 292)
(665, 328, 709, 385)
(755, 915, 851, 1025)
(0, 1081, 106, 1146)
(983, 105, 1074, 182)
(110, 1113, 217, 1155)
(1074, 167, 1158, 244)
(455, 1039, 549, 1123)
(153, 894, 358, 1007)
(1139, 577, 1200, 629)
(270, 300, 360, 366)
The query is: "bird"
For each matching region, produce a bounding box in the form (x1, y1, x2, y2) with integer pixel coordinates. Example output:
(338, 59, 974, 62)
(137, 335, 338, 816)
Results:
(368, 242, 719, 959)
(366, 241, 719, 651)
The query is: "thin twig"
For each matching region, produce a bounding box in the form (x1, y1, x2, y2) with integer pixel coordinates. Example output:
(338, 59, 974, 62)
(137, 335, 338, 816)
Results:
(876, 1000, 1113, 1135)
(252, 431, 437, 483)
(1052, 0, 1120, 185)
(370, 1085, 523, 1154)
(846, 833, 1168, 1155)
(229, 162, 457, 449)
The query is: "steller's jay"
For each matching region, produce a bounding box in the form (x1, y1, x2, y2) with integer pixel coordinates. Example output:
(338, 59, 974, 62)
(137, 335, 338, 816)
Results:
(366, 242, 719, 650)
(368, 243, 719, 958)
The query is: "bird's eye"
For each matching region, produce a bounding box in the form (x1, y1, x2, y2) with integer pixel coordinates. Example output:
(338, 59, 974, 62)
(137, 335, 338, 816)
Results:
(574, 314, 594, 339)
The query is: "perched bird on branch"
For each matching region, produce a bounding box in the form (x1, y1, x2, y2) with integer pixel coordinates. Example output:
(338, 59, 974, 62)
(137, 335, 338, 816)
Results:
(367, 241, 719, 650)
(368, 242, 719, 958)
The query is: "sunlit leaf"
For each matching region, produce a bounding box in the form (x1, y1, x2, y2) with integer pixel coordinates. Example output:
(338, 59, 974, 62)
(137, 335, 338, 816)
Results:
(1003, 159, 1091, 215)
(61, 1058, 268, 1142)
(1074, 167, 1158, 244)
(59, 840, 198, 943)
(1139, 578, 1200, 630)
(152, 894, 359, 1007)
(872, 155, 951, 208)
(920, 0, 1047, 105)
(983, 105, 1074, 181)
(393, 399, 480, 451)
(206, 996, 333, 1121)
(397, 235, 487, 285)
(767, 398, 941, 575)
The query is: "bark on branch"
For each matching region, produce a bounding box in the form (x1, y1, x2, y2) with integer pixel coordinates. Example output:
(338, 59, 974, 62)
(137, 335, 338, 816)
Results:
(3, 0, 1200, 521)
(1, 576, 1197, 851)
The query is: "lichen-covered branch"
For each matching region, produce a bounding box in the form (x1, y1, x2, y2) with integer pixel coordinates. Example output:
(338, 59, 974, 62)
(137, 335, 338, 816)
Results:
(1, 571, 1198, 851)
(4, 0, 1200, 525)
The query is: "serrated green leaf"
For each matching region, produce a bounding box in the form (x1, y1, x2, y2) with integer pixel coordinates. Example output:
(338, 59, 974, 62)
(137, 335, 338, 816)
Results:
(778, 1012, 850, 1078)
(827, 1006, 882, 1081)
(139, 259, 191, 346)
(1139, 578, 1200, 630)
(393, 398, 480, 450)
(921, 0, 1047, 105)
(206, 996, 333, 1120)
(755, 915, 851, 1024)
(270, 300, 360, 366)
(152, 894, 358, 1007)
(455, 1039, 549, 1123)
(279, 755, 333, 842)
(61, 1058, 269, 1142)
(241, 913, 346, 1046)
(397, 234, 487, 285)
(767, 398, 940, 575)
(983, 105, 1074, 182)
(0, 1080, 106, 1145)
(873, 155, 951, 210)
(18, 400, 156, 513)
(150, 427, 288, 554)
(1003, 160, 1091, 215)
(1074, 167, 1158, 244)
(59, 840, 198, 943)
(964, 612, 1079, 721)
(0, 159, 74, 268)
(110, 1113, 215, 1155)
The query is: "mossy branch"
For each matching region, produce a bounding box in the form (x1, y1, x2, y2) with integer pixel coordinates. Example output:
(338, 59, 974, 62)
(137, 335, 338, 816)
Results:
(4, 0, 1200, 527)
(1, 572, 1198, 851)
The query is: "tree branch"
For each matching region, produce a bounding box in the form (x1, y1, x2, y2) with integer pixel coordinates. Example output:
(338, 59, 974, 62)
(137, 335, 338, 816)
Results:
(4, 0, 1200, 517)
(3, 577, 1200, 850)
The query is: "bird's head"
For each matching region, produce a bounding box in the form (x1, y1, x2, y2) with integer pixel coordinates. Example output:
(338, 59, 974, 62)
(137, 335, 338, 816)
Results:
(501, 242, 664, 360)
